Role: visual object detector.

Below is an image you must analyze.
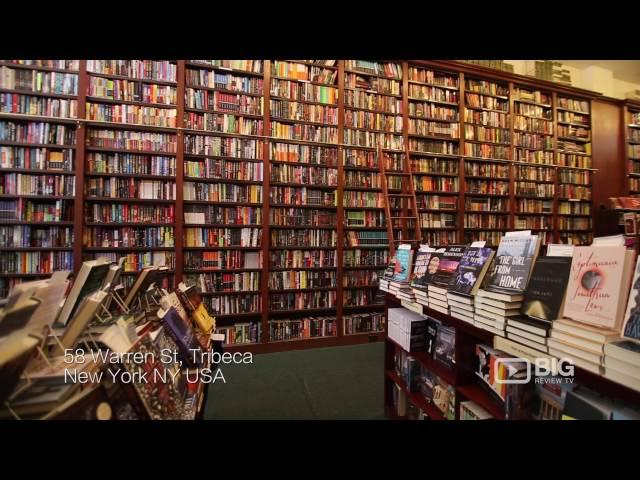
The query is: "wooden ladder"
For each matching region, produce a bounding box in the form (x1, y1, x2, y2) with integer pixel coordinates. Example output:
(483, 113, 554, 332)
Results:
(378, 145, 422, 256)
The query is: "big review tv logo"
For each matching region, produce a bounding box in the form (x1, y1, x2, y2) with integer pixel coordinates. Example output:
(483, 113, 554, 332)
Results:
(494, 357, 575, 384)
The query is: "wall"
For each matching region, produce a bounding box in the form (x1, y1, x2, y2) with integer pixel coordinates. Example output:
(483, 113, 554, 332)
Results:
(503, 60, 640, 99)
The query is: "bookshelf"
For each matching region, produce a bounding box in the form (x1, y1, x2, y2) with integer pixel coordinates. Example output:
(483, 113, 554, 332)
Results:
(407, 64, 461, 247)
(182, 60, 265, 347)
(625, 101, 640, 196)
(342, 60, 404, 324)
(83, 60, 178, 291)
(0, 59, 622, 353)
(556, 93, 594, 245)
(0, 60, 79, 297)
(384, 294, 640, 420)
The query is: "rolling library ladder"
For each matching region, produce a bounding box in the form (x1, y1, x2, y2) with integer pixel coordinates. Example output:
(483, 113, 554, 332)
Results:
(378, 145, 422, 256)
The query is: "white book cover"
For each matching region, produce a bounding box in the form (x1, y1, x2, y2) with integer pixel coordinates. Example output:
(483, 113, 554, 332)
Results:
(548, 348, 602, 375)
(506, 326, 547, 345)
(550, 330, 604, 354)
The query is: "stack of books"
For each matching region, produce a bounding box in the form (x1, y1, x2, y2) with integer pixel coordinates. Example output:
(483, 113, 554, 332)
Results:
(427, 246, 466, 315)
(474, 289, 523, 336)
(603, 340, 640, 391)
(447, 246, 494, 325)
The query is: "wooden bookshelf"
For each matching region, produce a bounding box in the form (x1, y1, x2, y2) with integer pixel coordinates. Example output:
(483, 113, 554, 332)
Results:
(383, 293, 640, 420)
(0, 59, 79, 297)
(625, 101, 640, 197)
(0, 58, 626, 351)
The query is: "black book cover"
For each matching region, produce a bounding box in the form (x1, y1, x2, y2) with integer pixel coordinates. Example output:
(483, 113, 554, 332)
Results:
(410, 249, 434, 292)
(434, 325, 456, 368)
(521, 256, 572, 322)
(425, 317, 441, 355)
(431, 245, 467, 288)
(448, 247, 494, 296)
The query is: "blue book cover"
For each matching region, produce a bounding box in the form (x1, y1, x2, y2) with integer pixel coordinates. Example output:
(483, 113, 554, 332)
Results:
(161, 307, 203, 368)
(392, 246, 413, 283)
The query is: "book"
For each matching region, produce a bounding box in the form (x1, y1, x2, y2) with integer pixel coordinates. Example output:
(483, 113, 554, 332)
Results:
(604, 340, 640, 367)
(546, 338, 602, 365)
(622, 256, 640, 343)
(118, 333, 184, 420)
(521, 256, 572, 322)
(603, 356, 640, 379)
(391, 244, 414, 284)
(159, 307, 203, 368)
(56, 259, 111, 327)
(507, 317, 550, 337)
(448, 247, 494, 296)
(123, 266, 159, 308)
(0, 330, 43, 405)
(474, 296, 522, 310)
(460, 400, 493, 420)
(425, 317, 441, 355)
(485, 234, 540, 294)
(549, 330, 604, 354)
(505, 326, 547, 345)
(434, 325, 455, 368)
(553, 318, 619, 344)
(506, 332, 548, 353)
(563, 246, 636, 331)
(52, 289, 109, 356)
(159, 292, 189, 325)
(431, 245, 466, 288)
(450, 308, 475, 324)
(0, 290, 40, 337)
(476, 288, 524, 303)
(410, 246, 435, 292)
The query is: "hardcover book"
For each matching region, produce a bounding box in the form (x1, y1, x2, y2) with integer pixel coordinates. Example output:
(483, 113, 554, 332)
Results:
(563, 246, 636, 331)
(449, 247, 495, 296)
(392, 244, 414, 284)
(410, 247, 435, 292)
(434, 325, 456, 368)
(431, 245, 466, 288)
(486, 235, 540, 294)
(521, 256, 572, 322)
(622, 256, 640, 343)
(160, 307, 203, 368)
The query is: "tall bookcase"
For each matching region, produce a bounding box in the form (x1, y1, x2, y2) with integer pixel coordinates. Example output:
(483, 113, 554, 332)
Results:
(0, 60, 79, 297)
(556, 93, 593, 245)
(182, 60, 265, 344)
(0, 59, 614, 352)
(625, 101, 640, 196)
(83, 60, 179, 290)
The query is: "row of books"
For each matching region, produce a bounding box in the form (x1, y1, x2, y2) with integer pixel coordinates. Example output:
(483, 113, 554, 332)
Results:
(269, 249, 336, 268)
(85, 102, 177, 128)
(87, 60, 177, 82)
(268, 270, 336, 290)
(271, 208, 334, 227)
(184, 112, 263, 136)
(0, 225, 73, 248)
(270, 164, 338, 185)
(86, 129, 177, 152)
(0, 173, 75, 196)
(88, 203, 175, 224)
(0, 251, 73, 273)
(87, 153, 175, 176)
(1, 147, 73, 171)
(188, 271, 260, 292)
(185, 89, 263, 115)
(0, 199, 72, 222)
(88, 77, 176, 104)
(0, 120, 76, 145)
(184, 206, 261, 225)
(185, 68, 263, 93)
(185, 227, 261, 247)
(271, 229, 336, 247)
(0, 66, 78, 95)
(1, 94, 78, 118)
(184, 250, 261, 270)
(86, 178, 175, 200)
(83, 226, 174, 248)
(183, 182, 261, 203)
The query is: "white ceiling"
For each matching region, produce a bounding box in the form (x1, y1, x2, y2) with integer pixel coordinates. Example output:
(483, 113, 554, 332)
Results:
(558, 60, 640, 84)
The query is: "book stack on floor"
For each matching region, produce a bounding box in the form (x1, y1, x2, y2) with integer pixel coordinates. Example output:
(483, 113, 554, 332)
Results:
(427, 246, 466, 315)
(552, 242, 636, 375)
(475, 232, 541, 337)
(447, 245, 495, 325)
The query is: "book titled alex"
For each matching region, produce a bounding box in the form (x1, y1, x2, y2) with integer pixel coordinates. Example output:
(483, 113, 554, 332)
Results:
(431, 245, 467, 288)
(160, 307, 203, 368)
(448, 247, 495, 296)
(563, 246, 636, 331)
(486, 235, 540, 294)
(521, 256, 572, 322)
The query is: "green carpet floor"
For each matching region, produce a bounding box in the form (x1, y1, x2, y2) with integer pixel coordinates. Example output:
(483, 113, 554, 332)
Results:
(204, 341, 385, 420)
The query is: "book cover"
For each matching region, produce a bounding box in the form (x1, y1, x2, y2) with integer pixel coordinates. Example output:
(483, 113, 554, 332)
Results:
(160, 307, 203, 368)
(564, 246, 634, 330)
(431, 245, 466, 288)
(521, 256, 572, 322)
(119, 333, 184, 420)
(486, 235, 539, 293)
(382, 253, 398, 281)
(622, 257, 640, 343)
(392, 245, 414, 283)
(448, 247, 495, 296)
(434, 325, 456, 368)
(410, 248, 435, 292)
